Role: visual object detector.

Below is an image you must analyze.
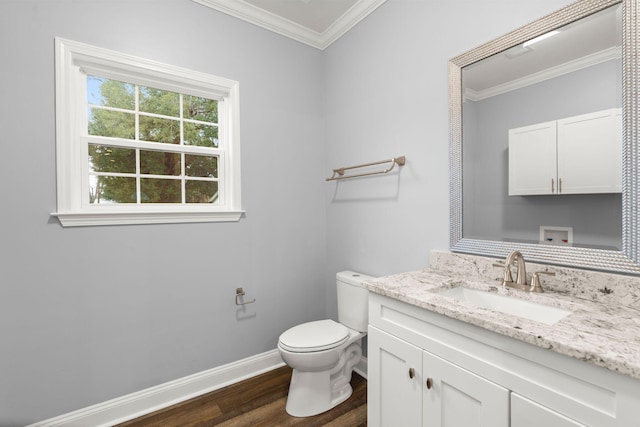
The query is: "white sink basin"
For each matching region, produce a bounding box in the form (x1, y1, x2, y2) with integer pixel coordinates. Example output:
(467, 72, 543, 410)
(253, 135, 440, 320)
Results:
(438, 286, 571, 325)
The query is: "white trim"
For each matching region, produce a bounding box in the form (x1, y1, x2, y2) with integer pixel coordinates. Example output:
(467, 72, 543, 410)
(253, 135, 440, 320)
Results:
(319, 0, 387, 49)
(51, 210, 244, 227)
(27, 350, 284, 427)
(191, 0, 387, 50)
(465, 46, 621, 102)
(53, 38, 242, 227)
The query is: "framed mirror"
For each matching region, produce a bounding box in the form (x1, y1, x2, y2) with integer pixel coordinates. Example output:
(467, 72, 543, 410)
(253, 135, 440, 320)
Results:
(449, 0, 640, 274)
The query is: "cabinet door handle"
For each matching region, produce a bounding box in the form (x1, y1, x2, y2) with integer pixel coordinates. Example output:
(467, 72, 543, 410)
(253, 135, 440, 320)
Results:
(551, 178, 555, 193)
(559, 177, 562, 193)
(409, 368, 415, 379)
(426, 377, 433, 389)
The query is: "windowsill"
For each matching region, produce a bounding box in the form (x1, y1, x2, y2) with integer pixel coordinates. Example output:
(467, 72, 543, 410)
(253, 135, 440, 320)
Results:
(51, 210, 244, 227)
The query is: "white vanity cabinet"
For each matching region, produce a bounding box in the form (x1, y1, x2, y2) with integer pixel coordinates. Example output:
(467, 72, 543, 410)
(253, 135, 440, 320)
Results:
(368, 326, 509, 427)
(368, 326, 422, 426)
(367, 293, 640, 427)
(508, 108, 621, 196)
(511, 393, 585, 427)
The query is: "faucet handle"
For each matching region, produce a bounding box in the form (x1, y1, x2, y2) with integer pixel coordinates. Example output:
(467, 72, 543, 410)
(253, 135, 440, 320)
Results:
(492, 262, 514, 285)
(530, 271, 555, 293)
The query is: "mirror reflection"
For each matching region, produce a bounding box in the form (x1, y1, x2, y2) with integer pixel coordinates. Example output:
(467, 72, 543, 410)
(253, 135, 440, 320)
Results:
(461, 4, 622, 250)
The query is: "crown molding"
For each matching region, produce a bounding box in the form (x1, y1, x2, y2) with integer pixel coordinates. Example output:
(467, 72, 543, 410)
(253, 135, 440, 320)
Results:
(192, 0, 387, 50)
(465, 46, 621, 102)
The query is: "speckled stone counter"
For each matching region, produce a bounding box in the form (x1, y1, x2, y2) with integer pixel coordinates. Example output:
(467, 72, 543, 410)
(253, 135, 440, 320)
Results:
(363, 251, 640, 381)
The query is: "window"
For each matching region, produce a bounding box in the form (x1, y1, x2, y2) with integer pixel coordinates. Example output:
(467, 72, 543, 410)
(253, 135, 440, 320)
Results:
(53, 38, 242, 226)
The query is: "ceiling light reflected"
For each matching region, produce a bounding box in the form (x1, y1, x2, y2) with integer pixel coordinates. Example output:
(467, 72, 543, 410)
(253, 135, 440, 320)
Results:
(523, 30, 560, 48)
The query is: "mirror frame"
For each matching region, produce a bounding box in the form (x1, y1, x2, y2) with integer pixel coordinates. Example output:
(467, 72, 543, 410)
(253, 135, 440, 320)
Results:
(449, 0, 640, 274)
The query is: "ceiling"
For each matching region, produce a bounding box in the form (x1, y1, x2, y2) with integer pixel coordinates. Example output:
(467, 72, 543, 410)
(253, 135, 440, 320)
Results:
(192, 0, 387, 50)
(463, 3, 621, 101)
(191, 1, 620, 96)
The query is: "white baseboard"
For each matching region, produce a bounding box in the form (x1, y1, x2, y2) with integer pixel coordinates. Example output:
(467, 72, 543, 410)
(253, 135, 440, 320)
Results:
(354, 355, 368, 380)
(28, 349, 285, 427)
(29, 349, 368, 427)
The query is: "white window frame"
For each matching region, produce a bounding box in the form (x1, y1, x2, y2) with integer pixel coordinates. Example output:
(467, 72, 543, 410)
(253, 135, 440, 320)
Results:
(52, 38, 242, 227)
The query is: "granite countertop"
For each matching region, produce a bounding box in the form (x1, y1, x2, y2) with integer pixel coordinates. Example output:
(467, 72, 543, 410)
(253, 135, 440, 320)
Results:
(364, 268, 640, 381)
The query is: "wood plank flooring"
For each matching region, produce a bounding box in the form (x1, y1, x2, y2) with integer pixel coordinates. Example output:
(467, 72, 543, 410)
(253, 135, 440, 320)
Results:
(116, 366, 367, 427)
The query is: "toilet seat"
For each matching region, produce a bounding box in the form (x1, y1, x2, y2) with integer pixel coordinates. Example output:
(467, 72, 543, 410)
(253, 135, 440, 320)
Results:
(279, 319, 349, 353)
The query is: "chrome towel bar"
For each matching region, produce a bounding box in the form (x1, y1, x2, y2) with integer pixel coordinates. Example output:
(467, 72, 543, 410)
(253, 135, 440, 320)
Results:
(325, 156, 406, 181)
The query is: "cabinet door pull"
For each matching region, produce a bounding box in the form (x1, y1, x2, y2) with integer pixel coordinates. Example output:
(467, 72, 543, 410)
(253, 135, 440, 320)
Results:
(409, 368, 415, 379)
(426, 377, 433, 389)
(559, 177, 562, 193)
(551, 178, 555, 193)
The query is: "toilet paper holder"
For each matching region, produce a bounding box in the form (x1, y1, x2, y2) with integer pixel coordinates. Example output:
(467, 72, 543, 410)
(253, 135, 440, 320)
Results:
(235, 287, 256, 305)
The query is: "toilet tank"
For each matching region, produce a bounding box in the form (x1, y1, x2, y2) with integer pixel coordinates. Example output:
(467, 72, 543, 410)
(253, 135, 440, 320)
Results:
(336, 271, 373, 332)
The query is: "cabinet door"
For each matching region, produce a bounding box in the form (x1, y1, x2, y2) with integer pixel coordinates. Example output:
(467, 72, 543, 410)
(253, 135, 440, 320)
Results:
(368, 326, 423, 427)
(557, 108, 622, 194)
(423, 350, 509, 427)
(508, 121, 557, 195)
(511, 393, 586, 427)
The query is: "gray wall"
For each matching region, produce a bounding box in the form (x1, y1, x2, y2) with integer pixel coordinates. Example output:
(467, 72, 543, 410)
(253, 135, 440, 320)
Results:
(463, 60, 622, 248)
(0, 1, 326, 425)
(322, 0, 575, 318)
(0, 0, 576, 424)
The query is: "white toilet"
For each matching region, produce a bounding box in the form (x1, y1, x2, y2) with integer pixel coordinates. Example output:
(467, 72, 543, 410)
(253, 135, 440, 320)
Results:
(277, 271, 372, 417)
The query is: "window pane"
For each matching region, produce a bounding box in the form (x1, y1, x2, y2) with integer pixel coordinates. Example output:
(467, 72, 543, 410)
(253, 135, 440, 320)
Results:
(140, 178, 181, 203)
(139, 86, 180, 117)
(183, 122, 218, 147)
(140, 150, 181, 176)
(185, 154, 218, 178)
(87, 76, 134, 110)
(139, 115, 180, 144)
(90, 176, 137, 204)
(89, 144, 136, 173)
(183, 95, 217, 122)
(89, 108, 135, 139)
(186, 180, 219, 203)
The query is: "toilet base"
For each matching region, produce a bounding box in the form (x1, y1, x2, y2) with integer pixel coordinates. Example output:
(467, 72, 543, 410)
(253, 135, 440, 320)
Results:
(285, 369, 353, 417)
(284, 342, 362, 417)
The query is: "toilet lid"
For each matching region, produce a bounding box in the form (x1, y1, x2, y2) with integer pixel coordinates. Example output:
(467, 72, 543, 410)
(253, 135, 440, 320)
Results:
(279, 319, 350, 353)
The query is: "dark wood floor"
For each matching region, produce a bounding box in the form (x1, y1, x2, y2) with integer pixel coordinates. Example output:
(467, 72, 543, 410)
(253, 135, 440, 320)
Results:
(116, 366, 367, 426)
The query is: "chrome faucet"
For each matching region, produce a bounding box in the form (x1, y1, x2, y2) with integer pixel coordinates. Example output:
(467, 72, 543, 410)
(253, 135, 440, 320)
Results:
(505, 250, 527, 287)
(493, 250, 530, 291)
(493, 251, 554, 293)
